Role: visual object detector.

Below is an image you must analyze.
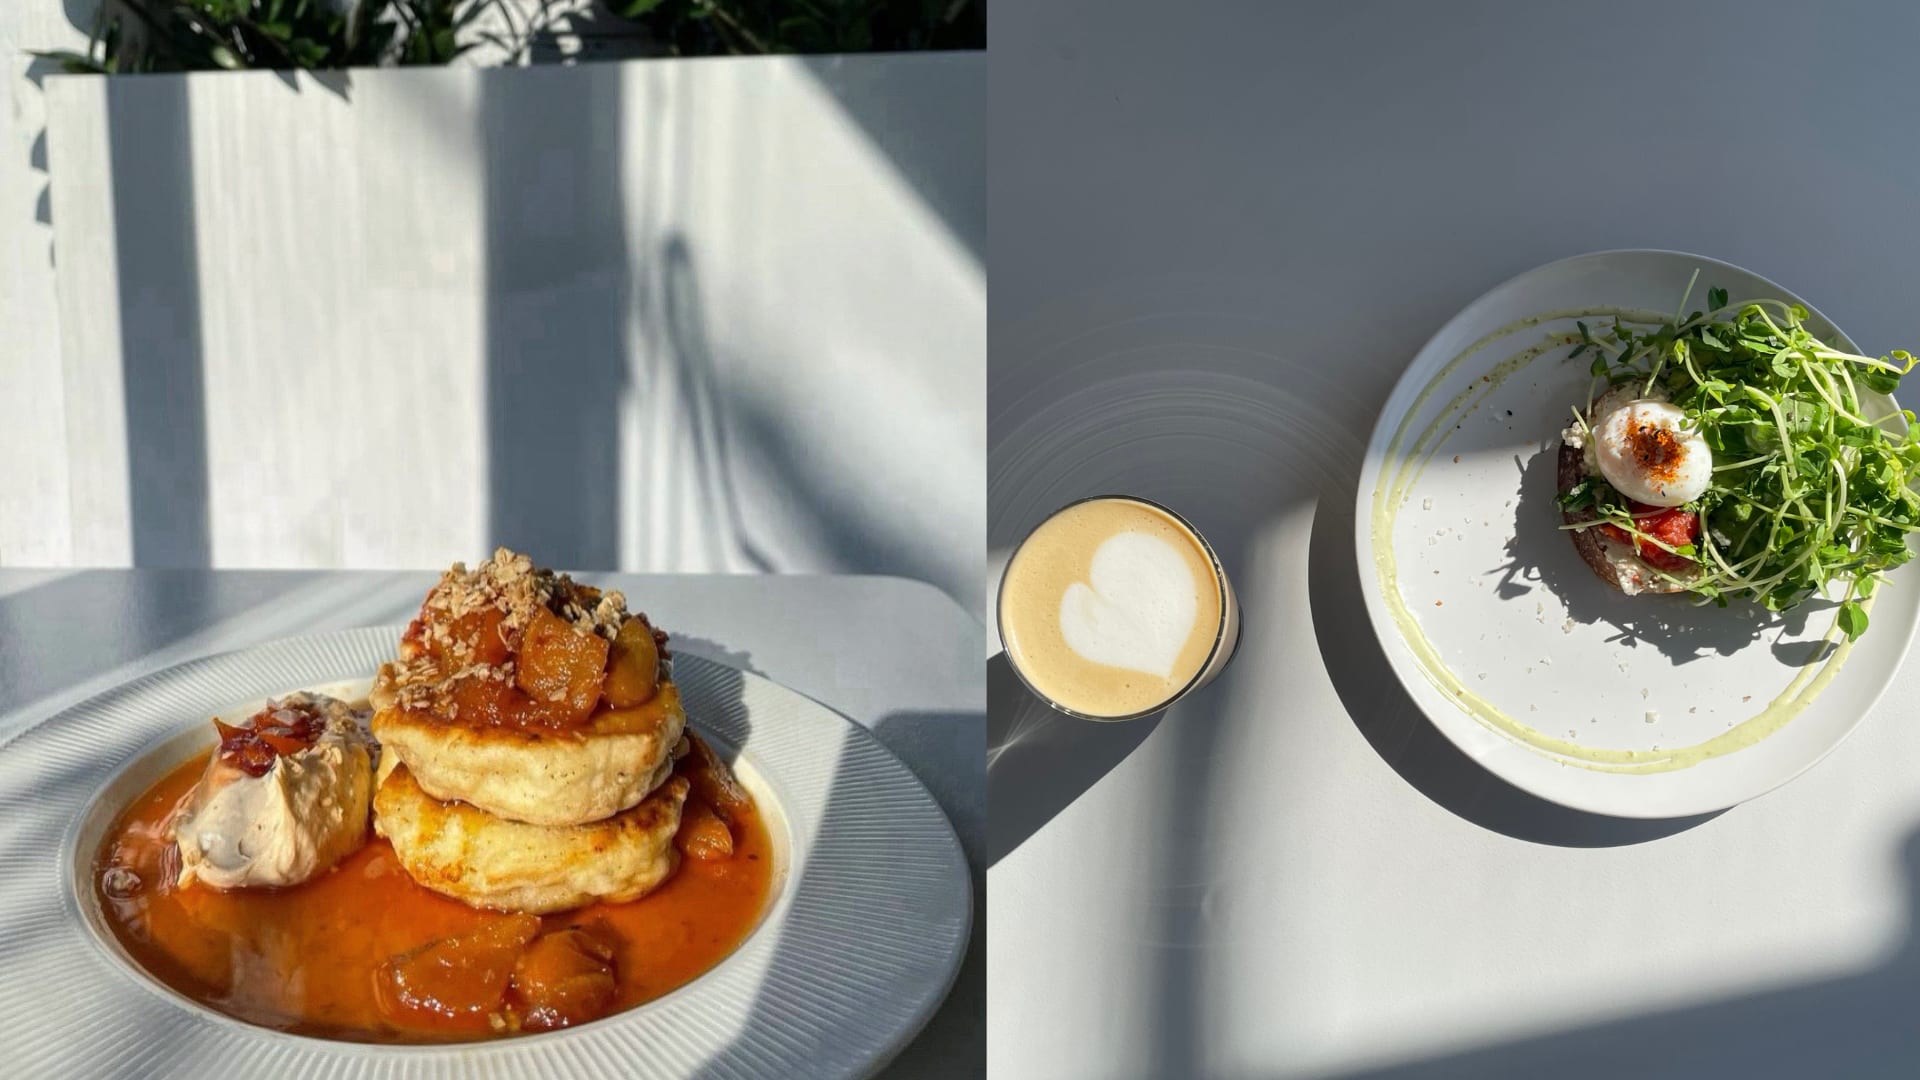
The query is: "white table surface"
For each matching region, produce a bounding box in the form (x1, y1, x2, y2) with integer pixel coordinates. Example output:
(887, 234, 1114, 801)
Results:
(989, 2, 1920, 1077)
(0, 569, 982, 1079)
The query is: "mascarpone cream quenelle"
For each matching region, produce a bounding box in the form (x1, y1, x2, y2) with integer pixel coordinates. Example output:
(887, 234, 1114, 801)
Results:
(172, 692, 377, 890)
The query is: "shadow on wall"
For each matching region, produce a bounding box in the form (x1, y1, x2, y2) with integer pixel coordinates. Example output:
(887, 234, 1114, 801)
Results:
(798, 53, 985, 265)
(657, 235, 776, 574)
(481, 63, 628, 569)
(658, 234, 976, 595)
(108, 77, 210, 567)
(83, 58, 979, 599)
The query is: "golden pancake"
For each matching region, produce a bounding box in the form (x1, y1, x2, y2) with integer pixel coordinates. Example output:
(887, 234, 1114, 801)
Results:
(373, 762, 687, 915)
(371, 680, 686, 827)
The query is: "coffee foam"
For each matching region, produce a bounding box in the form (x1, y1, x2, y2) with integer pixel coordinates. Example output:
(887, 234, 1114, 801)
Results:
(1059, 532, 1197, 679)
(999, 498, 1224, 718)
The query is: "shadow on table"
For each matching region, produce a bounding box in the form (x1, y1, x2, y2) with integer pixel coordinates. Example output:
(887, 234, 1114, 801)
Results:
(1332, 827, 1920, 1079)
(874, 708, 985, 1078)
(0, 570, 416, 722)
(1306, 478, 1722, 847)
(681, 641, 976, 1078)
(987, 653, 1161, 867)
(1494, 443, 1834, 667)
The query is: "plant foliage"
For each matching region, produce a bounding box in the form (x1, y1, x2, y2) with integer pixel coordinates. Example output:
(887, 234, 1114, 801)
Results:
(609, 0, 983, 55)
(1561, 275, 1920, 638)
(36, 0, 983, 73)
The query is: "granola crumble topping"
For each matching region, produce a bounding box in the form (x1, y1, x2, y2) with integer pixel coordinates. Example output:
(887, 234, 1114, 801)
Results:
(371, 548, 664, 721)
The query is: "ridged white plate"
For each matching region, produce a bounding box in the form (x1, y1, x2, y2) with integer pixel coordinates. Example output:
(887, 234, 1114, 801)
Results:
(1356, 250, 1920, 818)
(0, 626, 969, 1078)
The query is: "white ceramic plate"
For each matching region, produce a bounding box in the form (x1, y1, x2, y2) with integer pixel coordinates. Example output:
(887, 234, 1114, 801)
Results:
(1356, 250, 1920, 818)
(0, 627, 969, 1078)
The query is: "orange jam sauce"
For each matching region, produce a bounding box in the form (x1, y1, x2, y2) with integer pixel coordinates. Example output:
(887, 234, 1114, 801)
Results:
(95, 749, 775, 1043)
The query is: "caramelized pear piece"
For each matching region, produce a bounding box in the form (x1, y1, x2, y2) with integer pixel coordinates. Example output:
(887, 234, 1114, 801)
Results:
(676, 797, 734, 861)
(602, 616, 662, 708)
(681, 732, 750, 827)
(512, 927, 617, 1031)
(515, 607, 609, 726)
(456, 605, 514, 666)
(376, 913, 541, 1020)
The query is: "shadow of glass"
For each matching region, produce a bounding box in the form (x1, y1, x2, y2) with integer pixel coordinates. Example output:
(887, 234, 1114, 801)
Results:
(1335, 827, 1920, 1079)
(1308, 489, 1722, 847)
(987, 652, 1161, 866)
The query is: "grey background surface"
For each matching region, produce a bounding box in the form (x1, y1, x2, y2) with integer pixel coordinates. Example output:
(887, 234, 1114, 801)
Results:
(990, 2, 1920, 1078)
(0, 570, 982, 1079)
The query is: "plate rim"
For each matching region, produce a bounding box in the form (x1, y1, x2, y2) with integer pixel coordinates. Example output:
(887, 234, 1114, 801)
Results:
(1352, 247, 1919, 819)
(3, 625, 970, 1077)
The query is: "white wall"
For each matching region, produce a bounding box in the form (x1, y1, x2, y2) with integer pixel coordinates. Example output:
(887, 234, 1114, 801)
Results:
(1, 27, 983, 613)
(0, 4, 85, 565)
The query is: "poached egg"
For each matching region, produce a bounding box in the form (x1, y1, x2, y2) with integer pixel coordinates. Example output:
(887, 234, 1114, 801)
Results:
(1592, 397, 1712, 507)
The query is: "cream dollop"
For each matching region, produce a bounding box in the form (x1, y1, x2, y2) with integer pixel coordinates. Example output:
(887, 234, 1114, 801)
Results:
(171, 692, 377, 890)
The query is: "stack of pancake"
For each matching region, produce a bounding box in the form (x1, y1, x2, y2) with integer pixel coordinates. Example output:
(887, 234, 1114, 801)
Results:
(368, 552, 694, 914)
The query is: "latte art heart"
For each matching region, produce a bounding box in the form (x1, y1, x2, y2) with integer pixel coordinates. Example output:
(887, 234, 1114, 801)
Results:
(1058, 531, 1198, 679)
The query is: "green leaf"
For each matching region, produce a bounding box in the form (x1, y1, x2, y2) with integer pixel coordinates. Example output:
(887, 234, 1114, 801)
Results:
(289, 37, 327, 65)
(1709, 286, 1729, 310)
(1838, 600, 1870, 640)
(1557, 480, 1595, 511)
(1590, 354, 1609, 376)
(1861, 367, 1900, 395)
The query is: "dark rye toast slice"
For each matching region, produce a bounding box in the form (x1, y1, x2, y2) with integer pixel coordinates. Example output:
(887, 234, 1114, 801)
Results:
(1558, 440, 1690, 595)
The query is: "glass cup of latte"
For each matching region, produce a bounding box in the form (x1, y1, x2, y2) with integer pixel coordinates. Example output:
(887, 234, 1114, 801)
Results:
(997, 495, 1241, 721)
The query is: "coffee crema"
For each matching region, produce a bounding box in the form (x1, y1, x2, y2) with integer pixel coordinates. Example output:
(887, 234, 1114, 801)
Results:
(1000, 498, 1227, 718)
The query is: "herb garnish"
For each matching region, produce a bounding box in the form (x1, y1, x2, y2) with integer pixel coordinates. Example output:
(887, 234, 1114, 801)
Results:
(1567, 274, 1920, 639)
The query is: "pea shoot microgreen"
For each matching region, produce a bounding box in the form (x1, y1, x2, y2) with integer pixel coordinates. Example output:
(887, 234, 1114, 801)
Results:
(1572, 280, 1920, 639)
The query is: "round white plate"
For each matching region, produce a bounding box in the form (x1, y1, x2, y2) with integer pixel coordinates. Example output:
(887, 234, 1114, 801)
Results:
(0, 627, 969, 1078)
(1356, 250, 1920, 818)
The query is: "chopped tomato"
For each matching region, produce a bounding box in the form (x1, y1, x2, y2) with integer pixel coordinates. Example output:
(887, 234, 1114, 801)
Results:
(1597, 501, 1699, 573)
